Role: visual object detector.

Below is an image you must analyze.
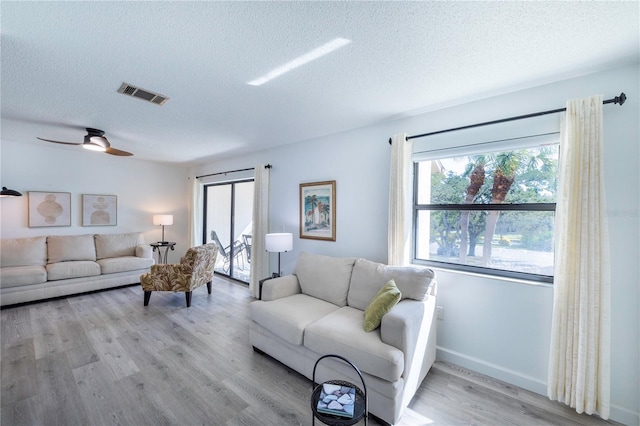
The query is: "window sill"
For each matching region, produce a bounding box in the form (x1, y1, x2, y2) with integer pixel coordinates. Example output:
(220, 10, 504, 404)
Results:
(419, 264, 554, 288)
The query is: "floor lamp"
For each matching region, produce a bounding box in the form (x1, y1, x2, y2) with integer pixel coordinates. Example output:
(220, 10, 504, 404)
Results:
(265, 233, 293, 277)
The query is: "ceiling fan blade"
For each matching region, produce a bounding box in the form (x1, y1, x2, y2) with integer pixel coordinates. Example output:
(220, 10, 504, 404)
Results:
(37, 137, 82, 146)
(105, 147, 133, 156)
(38, 130, 133, 157)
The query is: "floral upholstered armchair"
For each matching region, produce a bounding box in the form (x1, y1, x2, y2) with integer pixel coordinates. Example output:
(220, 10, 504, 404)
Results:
(140, 243, 218, 307)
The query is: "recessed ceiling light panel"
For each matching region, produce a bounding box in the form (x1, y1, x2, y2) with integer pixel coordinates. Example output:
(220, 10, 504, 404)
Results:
(247, 38, 352, 86)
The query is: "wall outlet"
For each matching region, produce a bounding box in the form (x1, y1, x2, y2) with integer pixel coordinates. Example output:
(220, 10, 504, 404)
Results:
(436, 306, 444, 320)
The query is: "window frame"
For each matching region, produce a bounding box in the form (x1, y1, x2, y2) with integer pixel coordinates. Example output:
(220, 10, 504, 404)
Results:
(412, 160, 556, 284)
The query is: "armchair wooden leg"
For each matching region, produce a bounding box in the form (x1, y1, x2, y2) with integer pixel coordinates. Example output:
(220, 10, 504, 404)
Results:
(144, 291, 152, 306)
(207, 281, 212, 294)
(185, 291, 192, 307)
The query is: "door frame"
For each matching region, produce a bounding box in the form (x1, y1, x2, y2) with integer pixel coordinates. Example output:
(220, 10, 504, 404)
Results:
(202, 178, 254, 282)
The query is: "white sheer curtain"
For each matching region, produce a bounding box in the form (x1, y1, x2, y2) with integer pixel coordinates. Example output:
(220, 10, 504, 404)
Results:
(249, 164, 270, 298)
(388, 133, 412, 266)
(188, 175, 202, 248)
(548, 95, 611, 419)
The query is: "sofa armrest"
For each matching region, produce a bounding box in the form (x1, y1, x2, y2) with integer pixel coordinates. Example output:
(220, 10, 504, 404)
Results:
(136, 244, 153, 259)
(262, 275, 301, 301)
(380, 288, 437, 401)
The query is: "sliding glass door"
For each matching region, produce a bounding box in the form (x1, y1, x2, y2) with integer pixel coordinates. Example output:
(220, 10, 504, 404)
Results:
(203, 180, 254, 283)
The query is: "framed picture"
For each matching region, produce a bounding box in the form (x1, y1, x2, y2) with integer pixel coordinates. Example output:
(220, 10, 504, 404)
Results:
(300, 180, 336, 241)
(28, 191, 71, 227)
(82, 194, 117, 226)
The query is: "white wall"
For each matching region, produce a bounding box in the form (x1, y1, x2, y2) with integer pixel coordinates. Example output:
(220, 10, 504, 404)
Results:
(1, 141, 190, 264)
(194, 63, 639, 424)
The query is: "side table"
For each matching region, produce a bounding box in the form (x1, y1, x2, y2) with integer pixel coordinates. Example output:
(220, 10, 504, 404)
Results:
(150, 242, 176, 264)
(311, 354, 367, 425)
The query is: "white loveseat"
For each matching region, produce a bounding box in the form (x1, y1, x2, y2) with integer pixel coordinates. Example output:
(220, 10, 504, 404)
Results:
(250, 252, 437, 425)
(1, 232, 154, 306)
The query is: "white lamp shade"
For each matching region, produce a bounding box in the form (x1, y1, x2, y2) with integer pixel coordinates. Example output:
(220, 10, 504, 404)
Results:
(265, 233, 293, 253)
(153, 215, 174, 226)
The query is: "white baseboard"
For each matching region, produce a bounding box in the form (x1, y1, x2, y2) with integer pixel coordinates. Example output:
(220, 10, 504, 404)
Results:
(436, 347, 639, 426)
(609, 405, 640, 426)
(436, 346, 547, 394)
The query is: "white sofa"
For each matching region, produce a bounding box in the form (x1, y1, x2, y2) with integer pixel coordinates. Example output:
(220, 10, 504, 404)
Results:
(1, 232, 154, 306)
(250, 252, 437, 425)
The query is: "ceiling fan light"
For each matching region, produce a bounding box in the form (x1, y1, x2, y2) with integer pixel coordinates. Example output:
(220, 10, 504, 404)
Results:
(83, 143, 107, 152)
(84, 136, 108, 152)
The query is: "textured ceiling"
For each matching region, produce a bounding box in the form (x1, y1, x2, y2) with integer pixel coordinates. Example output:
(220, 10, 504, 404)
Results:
(1, 1, 638, 166)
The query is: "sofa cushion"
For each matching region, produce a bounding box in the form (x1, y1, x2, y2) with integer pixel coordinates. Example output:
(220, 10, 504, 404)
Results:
(363, 280, 402, 332)
(249, 294, 339, 346)
(46, 261, 101, 281)
(348, 258, 435, 310)
(95, 233, 145, 259)
(293, 252, 356, 307)
(0, 266, 47, 287)
(304, 306, 405, 382)
(97, 256, 154, 274)
(1, 236, 47, 267)
(47, 235, 97, 263)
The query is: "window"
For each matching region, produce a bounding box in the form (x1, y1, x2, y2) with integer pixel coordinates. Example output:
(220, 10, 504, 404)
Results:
(413, 143, 558, 282)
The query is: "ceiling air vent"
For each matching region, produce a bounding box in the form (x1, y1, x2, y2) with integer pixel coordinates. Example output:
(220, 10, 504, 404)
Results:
(117, 83, 169, 106)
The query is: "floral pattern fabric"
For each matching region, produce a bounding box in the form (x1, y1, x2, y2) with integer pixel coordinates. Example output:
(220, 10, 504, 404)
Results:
(140, 243, 218, 292)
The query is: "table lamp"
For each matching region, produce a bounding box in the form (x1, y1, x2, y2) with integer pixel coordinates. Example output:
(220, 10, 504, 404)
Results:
(0, 187, 22, 197)
(265, 233, 293, 277)
(153, 214, 173, 243)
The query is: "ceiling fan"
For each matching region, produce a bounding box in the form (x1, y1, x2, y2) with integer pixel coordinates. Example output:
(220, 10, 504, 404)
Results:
(37, 128, 133, 156)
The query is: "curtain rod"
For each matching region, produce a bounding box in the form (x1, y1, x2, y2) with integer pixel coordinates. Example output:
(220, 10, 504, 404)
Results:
(196, 164, 271, 179)
(389, 92, 627, 144)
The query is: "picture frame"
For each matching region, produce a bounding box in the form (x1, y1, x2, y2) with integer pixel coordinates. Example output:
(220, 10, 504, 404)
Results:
(82, 194, 117, 226)
(300, 180, 336, 241)
(28, 191, 71, 227)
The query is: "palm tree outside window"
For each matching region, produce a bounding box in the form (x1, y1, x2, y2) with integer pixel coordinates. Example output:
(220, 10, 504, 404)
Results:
(413, 144, 558, 283)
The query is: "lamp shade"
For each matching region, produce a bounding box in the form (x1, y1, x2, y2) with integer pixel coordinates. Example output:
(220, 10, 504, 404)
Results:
(153, 215, 174, 226)
(265, 233, 293, 253)
(0, 187, 22, 197)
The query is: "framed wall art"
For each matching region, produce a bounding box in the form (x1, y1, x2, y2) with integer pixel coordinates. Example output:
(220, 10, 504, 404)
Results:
(82, 194, 117, 226)
(28, 191, 71, 227)
(300, 180, 336, 241)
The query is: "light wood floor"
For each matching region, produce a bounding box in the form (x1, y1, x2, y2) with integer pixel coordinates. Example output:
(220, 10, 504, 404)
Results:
(1, 276, 621, 426)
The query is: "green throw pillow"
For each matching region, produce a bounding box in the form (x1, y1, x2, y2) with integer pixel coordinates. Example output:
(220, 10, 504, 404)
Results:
(363, 279, 402, 332)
